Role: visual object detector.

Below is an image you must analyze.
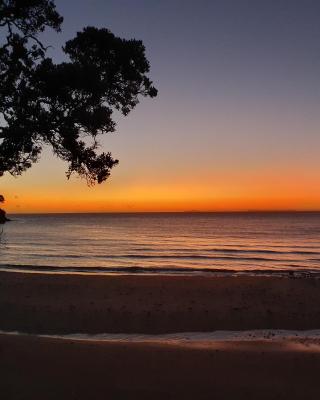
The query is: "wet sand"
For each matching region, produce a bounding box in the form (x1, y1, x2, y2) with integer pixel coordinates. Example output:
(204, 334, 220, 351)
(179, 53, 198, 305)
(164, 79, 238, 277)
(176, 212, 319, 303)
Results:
(1, 270, 320, 399)
(1, 271, 320, 333)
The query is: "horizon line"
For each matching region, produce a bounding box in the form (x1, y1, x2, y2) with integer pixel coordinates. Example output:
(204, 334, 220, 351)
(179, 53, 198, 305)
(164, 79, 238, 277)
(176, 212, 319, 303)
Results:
(6, 210, 320, 215)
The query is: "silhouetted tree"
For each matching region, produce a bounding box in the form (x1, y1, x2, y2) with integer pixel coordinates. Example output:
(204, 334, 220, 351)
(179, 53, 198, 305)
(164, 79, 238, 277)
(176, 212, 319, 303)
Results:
(0, 0, 157, 185)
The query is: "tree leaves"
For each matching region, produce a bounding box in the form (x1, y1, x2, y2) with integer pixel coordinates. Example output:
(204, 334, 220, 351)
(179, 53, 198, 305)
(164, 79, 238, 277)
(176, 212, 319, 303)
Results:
(0, 1, 157, 185)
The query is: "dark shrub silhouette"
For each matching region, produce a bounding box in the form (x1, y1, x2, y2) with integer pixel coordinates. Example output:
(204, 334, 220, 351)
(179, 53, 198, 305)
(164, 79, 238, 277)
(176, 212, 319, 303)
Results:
(0, 194, 8, 223)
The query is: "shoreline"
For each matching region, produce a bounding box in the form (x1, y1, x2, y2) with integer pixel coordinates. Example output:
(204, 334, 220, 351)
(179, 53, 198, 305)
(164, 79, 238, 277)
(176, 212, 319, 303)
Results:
(3, 328, 320, 342)
(1, 263, 319, 277)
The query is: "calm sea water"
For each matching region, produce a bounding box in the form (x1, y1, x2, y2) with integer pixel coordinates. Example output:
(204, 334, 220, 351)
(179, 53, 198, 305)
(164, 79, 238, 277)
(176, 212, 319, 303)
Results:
(1, 212, 320, 275)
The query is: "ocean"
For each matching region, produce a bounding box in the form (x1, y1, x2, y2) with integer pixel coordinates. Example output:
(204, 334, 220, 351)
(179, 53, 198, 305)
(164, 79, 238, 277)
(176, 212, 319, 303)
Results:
(1, 212, 319, 275)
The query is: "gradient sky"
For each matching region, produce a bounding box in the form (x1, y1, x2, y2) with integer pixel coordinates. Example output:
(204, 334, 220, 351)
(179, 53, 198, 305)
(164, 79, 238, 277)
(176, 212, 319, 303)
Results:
(2, 0, 320, 212)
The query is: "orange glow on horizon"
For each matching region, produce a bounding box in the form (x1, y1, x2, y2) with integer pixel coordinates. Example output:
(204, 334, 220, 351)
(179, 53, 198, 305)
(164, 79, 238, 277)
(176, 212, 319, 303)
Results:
(2, 149, 320, 214)
(3, 171, 320, 213)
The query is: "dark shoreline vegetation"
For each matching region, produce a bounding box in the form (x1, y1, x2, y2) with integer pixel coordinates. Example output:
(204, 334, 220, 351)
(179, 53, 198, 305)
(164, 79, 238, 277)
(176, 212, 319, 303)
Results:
(0, 209, 9, 224)
(0, 195, 8, 224)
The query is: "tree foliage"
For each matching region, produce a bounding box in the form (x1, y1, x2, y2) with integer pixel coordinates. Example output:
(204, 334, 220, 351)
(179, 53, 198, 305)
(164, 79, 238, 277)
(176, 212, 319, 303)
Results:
(0, 0, 157, 185)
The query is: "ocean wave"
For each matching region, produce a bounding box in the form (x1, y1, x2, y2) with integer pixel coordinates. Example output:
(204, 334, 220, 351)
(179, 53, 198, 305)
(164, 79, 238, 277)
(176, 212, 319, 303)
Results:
(131, 247, 319, 255)
(28, 253, 298, 262)
(0, 263, 318, 276)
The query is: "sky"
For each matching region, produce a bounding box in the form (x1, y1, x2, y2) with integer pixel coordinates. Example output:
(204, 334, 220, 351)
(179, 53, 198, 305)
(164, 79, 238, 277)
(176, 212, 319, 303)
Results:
(2, 0, 320, 213)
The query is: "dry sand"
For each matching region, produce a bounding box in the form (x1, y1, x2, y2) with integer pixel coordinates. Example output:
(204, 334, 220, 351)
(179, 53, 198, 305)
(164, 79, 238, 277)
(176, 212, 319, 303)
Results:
(1, 333, 320, 400)
(1, 270, 320, 399)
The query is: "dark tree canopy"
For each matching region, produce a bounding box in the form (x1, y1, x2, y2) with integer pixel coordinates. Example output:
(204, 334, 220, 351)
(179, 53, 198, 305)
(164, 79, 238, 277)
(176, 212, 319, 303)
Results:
(0, 0, 157, 185)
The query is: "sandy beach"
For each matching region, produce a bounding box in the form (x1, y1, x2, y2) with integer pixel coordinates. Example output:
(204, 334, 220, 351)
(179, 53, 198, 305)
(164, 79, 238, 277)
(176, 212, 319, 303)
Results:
(1, 271, 320, 398)
(1, 271, 320, 333)
(1, 332, 320, 399)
